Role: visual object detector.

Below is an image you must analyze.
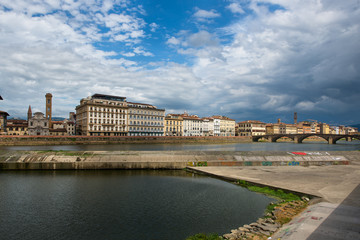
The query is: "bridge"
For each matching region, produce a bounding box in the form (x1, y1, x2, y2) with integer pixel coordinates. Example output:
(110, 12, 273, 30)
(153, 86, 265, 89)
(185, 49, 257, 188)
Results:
(252, 134, 360, 144)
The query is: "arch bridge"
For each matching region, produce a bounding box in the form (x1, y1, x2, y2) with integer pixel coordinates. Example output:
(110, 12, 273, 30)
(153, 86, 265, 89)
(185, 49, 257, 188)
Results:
(252, 134, 360, 144)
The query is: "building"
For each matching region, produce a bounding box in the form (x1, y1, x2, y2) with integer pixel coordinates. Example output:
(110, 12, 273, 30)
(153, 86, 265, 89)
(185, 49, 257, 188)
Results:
(213, 116, 236, 137)
(237, 120, 266, 136)
(76, 94, 128, 136)
(6, 119, 28, 135)
(64, 120, 75, 135)
(0, 111, 9, 134)
(127, 102, 165, 136)
(213, 118, 220, 136)
(165, 114, 183, 136)
(45, 93, 53, 128)
(319, 123, 330, 134)
(28, 112, 50, 135)
(182, 113, 202, 136)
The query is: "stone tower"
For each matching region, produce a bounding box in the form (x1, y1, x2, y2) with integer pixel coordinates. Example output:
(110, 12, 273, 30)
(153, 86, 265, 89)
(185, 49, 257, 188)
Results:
(45, 93, 52, 128)
(27, 105, 32, 121)
(294, 112, 298, 124)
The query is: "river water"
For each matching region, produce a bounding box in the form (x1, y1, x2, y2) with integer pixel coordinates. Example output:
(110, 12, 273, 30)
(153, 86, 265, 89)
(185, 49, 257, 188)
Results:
(0, 170, 273, 240)
(1, 141, 359, 151)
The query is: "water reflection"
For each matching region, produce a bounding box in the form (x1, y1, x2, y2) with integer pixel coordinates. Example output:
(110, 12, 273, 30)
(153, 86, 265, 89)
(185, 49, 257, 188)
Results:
(0, 141, 359, 151)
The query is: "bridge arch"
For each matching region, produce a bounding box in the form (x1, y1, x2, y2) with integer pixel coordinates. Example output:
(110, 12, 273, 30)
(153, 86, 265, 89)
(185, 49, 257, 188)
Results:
(296, 134, 329, 143)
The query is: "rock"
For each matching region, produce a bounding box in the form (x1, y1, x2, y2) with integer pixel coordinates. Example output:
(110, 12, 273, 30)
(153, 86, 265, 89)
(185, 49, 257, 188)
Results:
(231, 229, 239, 234)
(238, 227, 250, 232)
(302, 196, 310, 201)
(243, 224, 252, 229)
(258, 222, 279, 232)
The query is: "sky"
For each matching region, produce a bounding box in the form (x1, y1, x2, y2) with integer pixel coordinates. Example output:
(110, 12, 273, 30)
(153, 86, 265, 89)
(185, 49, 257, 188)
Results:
(0, 0, 359, 125)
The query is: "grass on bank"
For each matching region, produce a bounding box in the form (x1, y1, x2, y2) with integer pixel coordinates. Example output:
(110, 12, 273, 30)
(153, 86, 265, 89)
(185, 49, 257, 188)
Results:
(185, 233, 223, 240)
(236, 180, 301, 202)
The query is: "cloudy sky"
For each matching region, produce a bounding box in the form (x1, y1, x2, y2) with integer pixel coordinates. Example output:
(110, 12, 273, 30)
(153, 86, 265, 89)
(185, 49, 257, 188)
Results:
(0, 0, 359, 125)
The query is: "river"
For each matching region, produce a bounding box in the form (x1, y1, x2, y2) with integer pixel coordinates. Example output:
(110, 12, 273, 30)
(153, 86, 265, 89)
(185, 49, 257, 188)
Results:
(0, 141, 359, 151)
(0, 170, 273, 240)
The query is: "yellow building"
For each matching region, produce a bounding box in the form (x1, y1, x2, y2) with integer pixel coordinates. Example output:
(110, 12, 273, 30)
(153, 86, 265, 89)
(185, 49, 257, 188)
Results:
(213, 116, 236, 137)
(6, 119, 28, 135)
(165, 114, 183, 136)
(319, 123, 330, 134)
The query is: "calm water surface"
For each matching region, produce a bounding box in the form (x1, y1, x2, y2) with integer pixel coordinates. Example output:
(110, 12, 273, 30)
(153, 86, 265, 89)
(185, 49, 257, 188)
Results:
(0, 170, 273, 240)
(1, 141, 359, 151)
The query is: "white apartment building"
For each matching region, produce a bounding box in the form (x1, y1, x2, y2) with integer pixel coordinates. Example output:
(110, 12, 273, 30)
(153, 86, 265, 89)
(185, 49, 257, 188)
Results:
(182, 114, 203, 136)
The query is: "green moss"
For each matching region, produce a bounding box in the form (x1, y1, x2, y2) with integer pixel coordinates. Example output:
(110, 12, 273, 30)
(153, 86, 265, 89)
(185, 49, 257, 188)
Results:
(236, 180, 302, 202)
(185, 233, 223, 240)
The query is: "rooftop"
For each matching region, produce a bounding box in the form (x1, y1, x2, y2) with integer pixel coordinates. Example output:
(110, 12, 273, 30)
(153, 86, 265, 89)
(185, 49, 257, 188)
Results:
(92, 93, 126, 102)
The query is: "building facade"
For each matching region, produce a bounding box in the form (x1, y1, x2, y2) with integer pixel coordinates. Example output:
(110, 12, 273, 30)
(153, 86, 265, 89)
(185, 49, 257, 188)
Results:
(127, 102, 165, 136)
(6, 119, 28, 135)
(182, 114, 202, 136)
(237, 120, 266, 136)
(165, 114, 183, 136)
(213, 116, 235, 137)
(28, 112, 50, 135)
(0, 111, 9, 134)
(75, 94, 128, 136)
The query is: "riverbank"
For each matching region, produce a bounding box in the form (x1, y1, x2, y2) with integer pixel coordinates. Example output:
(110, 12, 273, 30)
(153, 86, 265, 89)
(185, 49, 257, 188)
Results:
(0, 150, 358, 170)
(0, 135, 251, 146)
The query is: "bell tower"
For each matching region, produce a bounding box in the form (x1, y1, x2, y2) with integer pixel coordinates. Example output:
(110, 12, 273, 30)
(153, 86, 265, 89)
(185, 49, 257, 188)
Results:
(45, 93, 52, 128)
(27, 105, 32, 121)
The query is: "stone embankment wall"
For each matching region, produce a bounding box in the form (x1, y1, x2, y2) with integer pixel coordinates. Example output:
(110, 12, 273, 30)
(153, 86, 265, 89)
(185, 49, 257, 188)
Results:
(0, 136, 251, 146)
(0, 150, 359, 170)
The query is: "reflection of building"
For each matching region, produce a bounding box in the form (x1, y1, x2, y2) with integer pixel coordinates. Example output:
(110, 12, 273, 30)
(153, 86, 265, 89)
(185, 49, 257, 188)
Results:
(165, 114, 183, 136)
(6, 120, 28, 135)
(127, 102, 165, 136)
(0, 111, 9, 134)
(237, 120, 266, 136)
(28, 112, 49, 135)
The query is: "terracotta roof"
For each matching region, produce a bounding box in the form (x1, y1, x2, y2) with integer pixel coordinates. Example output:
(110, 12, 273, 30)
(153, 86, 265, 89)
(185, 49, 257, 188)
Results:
(238, 120, 265, 124)
(0, 111, 9, 116)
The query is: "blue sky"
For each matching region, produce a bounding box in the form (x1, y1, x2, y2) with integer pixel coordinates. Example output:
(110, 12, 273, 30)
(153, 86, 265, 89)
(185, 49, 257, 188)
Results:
(0, 0, 359, 125)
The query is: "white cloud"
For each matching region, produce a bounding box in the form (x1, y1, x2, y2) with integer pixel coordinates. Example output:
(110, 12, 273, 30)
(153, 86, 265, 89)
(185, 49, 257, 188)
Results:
(193, 9, 220, 22)
(226, 3, 245, 14)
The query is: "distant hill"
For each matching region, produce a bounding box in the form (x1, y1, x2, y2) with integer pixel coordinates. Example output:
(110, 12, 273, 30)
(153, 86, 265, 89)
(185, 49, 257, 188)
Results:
(52, 117, 66, 121)
(351, 124, 360, 129)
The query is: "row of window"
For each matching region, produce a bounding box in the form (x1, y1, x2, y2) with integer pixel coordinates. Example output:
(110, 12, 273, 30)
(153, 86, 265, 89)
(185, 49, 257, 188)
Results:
(129, 115, 163, 120)
(89, 107, 126, 113)
(129, 127, 163, 132)
(129, 121, 163, 126)
(89, 119, 126, 124)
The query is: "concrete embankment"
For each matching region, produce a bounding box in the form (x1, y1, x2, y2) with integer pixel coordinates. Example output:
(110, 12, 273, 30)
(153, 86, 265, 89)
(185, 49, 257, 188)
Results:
(0, 135, 251, 146)
(0, 150, 359, 170)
